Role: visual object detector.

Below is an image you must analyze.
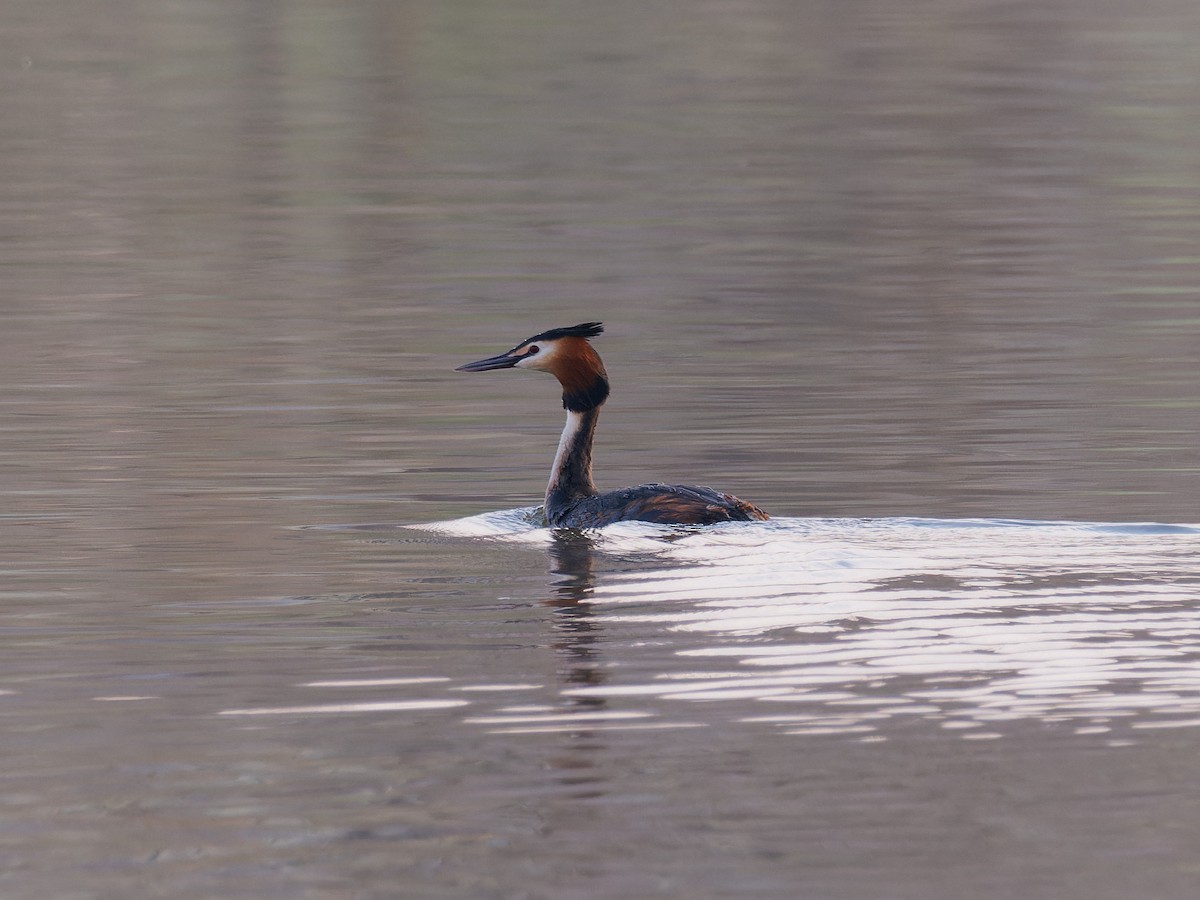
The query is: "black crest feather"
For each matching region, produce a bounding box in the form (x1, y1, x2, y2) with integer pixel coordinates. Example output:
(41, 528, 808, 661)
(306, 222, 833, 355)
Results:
(522, 322, 604, 345)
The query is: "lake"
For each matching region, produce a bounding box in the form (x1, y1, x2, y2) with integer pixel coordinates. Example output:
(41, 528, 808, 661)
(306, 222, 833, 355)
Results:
(3, 0, 1200, 897)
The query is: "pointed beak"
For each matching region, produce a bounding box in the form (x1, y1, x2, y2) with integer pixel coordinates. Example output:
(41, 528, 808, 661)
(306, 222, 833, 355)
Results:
(455, 352, 521, 373)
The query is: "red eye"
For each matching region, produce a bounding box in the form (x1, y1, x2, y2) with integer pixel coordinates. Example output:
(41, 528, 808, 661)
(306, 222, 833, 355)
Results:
(526, 345, 539, 355)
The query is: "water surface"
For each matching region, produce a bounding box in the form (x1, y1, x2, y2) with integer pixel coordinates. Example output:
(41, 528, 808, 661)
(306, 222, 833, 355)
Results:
(3, 0, 1200, 897)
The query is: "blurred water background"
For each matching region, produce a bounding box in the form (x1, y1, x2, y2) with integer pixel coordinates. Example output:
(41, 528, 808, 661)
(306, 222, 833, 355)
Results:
(3, 0, 1200, 897)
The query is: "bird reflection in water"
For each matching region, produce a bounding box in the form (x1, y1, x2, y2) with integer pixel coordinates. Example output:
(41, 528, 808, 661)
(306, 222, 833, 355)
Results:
(545, 530, 608, 705)
(542, 530, 612, 799)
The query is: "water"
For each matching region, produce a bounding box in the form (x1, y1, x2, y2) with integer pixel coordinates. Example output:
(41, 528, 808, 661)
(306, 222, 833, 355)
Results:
(423, 513, 1200, 735)
(4, 0, 1200, 897)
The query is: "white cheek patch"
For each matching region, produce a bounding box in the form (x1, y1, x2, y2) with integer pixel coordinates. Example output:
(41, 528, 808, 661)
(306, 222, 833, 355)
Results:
(515, 343, 558, 370)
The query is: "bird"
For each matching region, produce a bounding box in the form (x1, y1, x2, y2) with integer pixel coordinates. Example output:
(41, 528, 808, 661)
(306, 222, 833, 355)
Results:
(455, 322, 768, 528)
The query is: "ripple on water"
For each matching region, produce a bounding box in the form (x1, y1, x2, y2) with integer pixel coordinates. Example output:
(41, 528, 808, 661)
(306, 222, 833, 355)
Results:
(400, 513, 1200, 741)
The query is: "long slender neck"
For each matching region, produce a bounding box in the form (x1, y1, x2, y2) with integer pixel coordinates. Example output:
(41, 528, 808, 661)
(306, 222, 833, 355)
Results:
(542, 340, 609, 525)
(545, 407, 600, 521)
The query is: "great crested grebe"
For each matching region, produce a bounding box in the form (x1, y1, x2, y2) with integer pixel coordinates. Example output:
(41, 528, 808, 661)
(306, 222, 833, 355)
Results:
(456, 322, 768, 528)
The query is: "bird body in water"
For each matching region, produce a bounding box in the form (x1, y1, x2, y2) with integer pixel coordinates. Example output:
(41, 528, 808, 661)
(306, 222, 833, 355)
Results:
(456, 323, 768, 528)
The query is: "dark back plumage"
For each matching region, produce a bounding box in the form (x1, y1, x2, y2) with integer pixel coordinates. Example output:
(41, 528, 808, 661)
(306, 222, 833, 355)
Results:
(549, 483, 769, 529)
